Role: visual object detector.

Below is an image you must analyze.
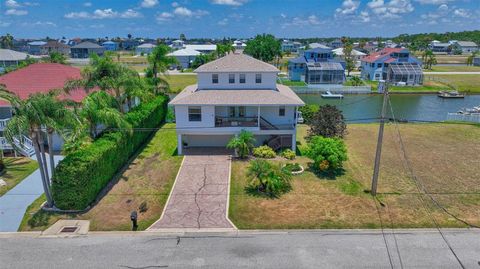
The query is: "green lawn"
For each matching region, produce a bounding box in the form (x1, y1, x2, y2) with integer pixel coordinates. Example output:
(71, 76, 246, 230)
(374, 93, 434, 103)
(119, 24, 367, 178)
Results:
(163, 75, 197, 93)
(278, 79, 307, 86)
(229, 123, 480, 229)
(19, 123, 183, 231)
(0, 158, 38, 197)
(429, 65, 480, 72)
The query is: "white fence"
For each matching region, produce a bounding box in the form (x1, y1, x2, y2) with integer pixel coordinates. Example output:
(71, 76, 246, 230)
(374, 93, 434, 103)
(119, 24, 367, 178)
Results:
(447, 113, 480, 123)
(291, 85, 372, 94)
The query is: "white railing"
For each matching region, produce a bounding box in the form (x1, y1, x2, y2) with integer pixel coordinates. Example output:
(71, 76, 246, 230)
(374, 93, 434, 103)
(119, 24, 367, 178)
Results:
(0, 135, 35, 157)
(0, 118, 10, 129)
(447, 113, 480, 123)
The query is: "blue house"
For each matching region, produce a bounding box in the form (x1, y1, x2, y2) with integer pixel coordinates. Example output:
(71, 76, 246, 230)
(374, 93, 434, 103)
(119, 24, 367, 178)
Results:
(360, 48, 423, 85)
(288, 48, 345, 84)
(102, 41, 118, 51)
(27, 41, 47, 55)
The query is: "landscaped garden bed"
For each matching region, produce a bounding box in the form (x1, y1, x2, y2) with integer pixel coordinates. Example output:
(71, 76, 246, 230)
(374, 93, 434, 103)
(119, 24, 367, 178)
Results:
(229, 123, 480, 229)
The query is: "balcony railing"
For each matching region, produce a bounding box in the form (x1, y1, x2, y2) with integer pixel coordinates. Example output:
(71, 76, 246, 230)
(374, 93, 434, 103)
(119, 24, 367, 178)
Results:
(0, 118, 10, 129)
(215, 116, 259, 128)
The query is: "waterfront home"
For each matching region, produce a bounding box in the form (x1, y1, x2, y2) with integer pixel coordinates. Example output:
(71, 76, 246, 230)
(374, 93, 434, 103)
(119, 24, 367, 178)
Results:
(429, 40, 450, 54)
(40, 41, 70, 56)
(288, 47, 345, 84)
(332, 47, 366, 67)
(360, 48, 423, 85)
(474, 57, 480, 66)
(0, 49, 30, 73)
(281, 40, 302, 53)
(0, 63, 88, 154)
(135, 43, 155, 55)
(102, 41, 118, 51)
(27, 41, 47, 55)
(167, 48, 202, 69)
(232, 40, 247, 51)
(169, 53, 304, 155)
(71, 41, 105, 58)
(170, 39, 185, 50)
(451, 41, 479, 54)
(329, 39, 343, 49)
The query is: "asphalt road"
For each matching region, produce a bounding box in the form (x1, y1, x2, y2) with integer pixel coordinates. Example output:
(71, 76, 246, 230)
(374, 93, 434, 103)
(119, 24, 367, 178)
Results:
(1, 229, 480, 268)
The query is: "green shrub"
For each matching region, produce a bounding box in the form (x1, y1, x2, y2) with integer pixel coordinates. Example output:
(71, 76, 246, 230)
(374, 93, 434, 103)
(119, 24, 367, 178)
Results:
(306, 136, 347, 173)
(298, 104, 319, 124)
(253, 145, 276, 158)
(284, 163, 302, 172)
(281, 149, 296, 160)
(52, 96, 168, 210)
(227, 130, 255, 159)
(246, 159, 292, 197)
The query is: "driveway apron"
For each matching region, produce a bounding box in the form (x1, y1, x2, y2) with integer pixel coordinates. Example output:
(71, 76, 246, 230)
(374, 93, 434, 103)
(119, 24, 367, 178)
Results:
(149, 148, 234, 229)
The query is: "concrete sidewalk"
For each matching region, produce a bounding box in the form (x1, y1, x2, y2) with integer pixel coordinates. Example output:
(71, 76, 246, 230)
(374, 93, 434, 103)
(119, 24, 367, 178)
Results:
(0, 155, 63, 232)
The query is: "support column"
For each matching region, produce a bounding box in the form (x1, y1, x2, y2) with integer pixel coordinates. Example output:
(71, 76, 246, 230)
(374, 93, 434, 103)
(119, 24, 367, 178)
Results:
(177, 134, 183, 155)
(257, 106, 260, 128)
(291, 132, 296, 152)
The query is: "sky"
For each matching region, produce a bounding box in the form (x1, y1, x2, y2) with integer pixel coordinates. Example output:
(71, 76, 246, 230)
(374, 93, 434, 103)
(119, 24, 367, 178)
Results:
(1, 0, 479, 39)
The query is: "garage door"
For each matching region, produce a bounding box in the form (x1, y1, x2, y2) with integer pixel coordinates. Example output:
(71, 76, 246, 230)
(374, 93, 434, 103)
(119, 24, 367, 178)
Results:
(184, 135, 233, 147)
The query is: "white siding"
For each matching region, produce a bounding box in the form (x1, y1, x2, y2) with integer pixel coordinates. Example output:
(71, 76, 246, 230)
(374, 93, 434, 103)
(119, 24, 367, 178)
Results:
(175, 105, 215, 129)
(260, 106, 296, 125)
(197, 72, 277, 90)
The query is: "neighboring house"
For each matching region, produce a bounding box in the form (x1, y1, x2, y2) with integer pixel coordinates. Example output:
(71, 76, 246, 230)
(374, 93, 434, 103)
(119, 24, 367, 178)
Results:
(360, 48, 423, 85)
(27, 41, 47, 55)
(0, 63, 88, 154)
(70, 41, 105, 58)
(184, 44, 217, 54)
(332, 47, 366, 67)
(232, 40, 247, 51)
(429, 41, 450, 53)
(473, 57, 480, 66)
(170, 40, 185, 50)
(329, 39, 343, 49)
(288, 47, 345, 84)
(122, 39, 140, 50)
(281, 40, 302, 53)
(309, 43, 331, 49)
(167, 48, 202, 69)
(135, 43, 155, 55)
(0, 49, 29, 73)
(102, 41, 118, 51)
(40, 41, 70, 56)
(58, 38, 78, 47)
(451, 41, 479, 54)
(169, 53, 304, 155)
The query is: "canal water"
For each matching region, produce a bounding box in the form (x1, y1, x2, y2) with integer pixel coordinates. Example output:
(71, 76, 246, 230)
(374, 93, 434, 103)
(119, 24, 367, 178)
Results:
(298, 93, 480, 122)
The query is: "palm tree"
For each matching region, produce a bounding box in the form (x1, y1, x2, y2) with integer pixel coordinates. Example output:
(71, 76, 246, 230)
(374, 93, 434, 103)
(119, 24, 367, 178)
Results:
(227, 130, 256, 158)
(467, 52, 478, 66)
(0, 87, 54, 207)
(422, 50, 437, 70)
(147, 45, 177, 94)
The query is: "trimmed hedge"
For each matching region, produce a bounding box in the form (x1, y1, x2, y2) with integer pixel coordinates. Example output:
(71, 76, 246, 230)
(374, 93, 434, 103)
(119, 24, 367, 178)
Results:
(51, 96, 168, 210)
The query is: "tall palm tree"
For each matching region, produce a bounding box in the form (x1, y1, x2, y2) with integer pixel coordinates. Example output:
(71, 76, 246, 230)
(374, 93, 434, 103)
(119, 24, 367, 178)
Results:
(0, 87, 54, 207)
(227, 130, 256, 158)
(147, 45, 177, 94)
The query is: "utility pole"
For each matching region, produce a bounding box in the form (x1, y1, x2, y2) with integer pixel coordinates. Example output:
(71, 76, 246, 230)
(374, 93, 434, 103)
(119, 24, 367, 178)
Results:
(371, 79, 389, 196)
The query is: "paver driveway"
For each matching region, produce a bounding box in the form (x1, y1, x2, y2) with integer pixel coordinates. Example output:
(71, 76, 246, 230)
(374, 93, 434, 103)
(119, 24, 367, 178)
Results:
(149, 148, 234, 229)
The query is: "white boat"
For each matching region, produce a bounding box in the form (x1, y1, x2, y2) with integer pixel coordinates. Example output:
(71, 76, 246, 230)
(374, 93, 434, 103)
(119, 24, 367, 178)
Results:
(321, 91, 344, 99)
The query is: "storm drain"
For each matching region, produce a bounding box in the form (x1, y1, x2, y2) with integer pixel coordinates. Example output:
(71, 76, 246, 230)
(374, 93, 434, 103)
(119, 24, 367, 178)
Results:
(60, 226, 79, 233)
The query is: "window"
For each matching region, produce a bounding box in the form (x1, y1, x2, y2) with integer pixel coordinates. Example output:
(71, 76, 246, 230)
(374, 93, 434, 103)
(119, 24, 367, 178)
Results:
(377, 63, 382, 68)
(229, 107, 235, 117)
(229, 74, 235, 84)
(255, 74, 262, 84)
(212, 74, 219, 84)
(188, 106, 202, 121)
(279, 106, 285, 117)
(239, 74, 246, 83)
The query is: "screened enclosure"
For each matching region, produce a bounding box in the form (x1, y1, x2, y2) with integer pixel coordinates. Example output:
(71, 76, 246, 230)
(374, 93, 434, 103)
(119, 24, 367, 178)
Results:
(305, 62, 345, 84)
(387, 63, 423, 85)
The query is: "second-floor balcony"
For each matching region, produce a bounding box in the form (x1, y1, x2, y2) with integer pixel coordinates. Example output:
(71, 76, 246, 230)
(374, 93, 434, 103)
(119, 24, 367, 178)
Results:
(215, 116, 258, 128)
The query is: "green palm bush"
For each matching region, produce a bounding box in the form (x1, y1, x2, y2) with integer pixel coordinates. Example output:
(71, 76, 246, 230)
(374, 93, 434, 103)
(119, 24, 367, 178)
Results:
(247, 159, 292, 197)
(227, 130, 256, 158)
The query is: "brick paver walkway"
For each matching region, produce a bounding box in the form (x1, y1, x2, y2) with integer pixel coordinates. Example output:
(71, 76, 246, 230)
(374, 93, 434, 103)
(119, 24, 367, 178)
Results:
(149, 148, 234, 229)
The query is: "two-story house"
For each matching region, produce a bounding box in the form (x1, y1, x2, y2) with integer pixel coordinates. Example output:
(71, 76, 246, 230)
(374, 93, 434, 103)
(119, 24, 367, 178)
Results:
(360, 48, 423, 85)
(288, 47, 345, 84)
(169, 53, 304, 155)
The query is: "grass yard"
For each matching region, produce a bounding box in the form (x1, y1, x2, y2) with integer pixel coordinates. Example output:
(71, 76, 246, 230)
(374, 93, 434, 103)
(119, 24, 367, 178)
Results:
(164, 75, 197, 93)
(229, 123, 480, 229)
(19, 123, 183, 231)
(0, 158, 38, 197)
(429, 65, 480, 72)
(425, 74, 480, 93)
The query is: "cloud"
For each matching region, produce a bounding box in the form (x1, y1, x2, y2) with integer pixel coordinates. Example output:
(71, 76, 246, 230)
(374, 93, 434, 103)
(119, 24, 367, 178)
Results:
(5, 0, 20, 8)
(5, 9, 28, 15)
(335, 0, 360, 16)
(140, 0, 158, 8)
(283, 15, 321, 28)
(453, 8, 470, 18)
(414, 0, 452, 4)
(156, 12, 174, 22)
(65, 9, 142, 19)
(173, 7, 209, 18)
(84, 2, 92, 7)
(359, 11, 371, 22)
(172, 2, 179, 7)
(367, 0, 414, 19)
(218, 18, 229, 26)
(22, 21, 57, 27)
(0, 21, 11, 27)
(210, 0, 248, 6)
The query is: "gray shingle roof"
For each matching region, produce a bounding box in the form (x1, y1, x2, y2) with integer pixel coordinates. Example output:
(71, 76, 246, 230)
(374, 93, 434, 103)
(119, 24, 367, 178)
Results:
(194, 53, 279, 73)
(455, 41, 478, 47)
(0, 49, 29, 61)
(72, 41, 103, 49)
(169, 84, 304, 106)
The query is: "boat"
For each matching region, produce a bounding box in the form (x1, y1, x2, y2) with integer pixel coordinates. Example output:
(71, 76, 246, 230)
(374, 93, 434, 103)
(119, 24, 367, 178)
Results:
(457, 106, 480, 115)
(438, 90, 465, 98)
(321, 91, 344, 99)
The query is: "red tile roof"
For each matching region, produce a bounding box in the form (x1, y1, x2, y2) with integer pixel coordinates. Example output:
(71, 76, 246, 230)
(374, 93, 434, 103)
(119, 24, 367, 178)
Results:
(0, 63, 87, 106)
(361, 48, 405, 63)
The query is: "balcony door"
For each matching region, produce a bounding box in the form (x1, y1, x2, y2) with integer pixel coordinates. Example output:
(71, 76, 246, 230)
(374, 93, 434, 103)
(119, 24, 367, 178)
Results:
(229, 106, 246, 118)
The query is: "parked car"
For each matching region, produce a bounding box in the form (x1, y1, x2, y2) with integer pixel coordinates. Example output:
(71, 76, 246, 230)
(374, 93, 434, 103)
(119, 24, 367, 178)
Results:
(297, 111, 304, 124)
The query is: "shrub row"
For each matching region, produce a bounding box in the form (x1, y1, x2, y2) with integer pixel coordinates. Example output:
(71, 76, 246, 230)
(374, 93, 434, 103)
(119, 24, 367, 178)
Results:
(51, 96, 168, 210)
